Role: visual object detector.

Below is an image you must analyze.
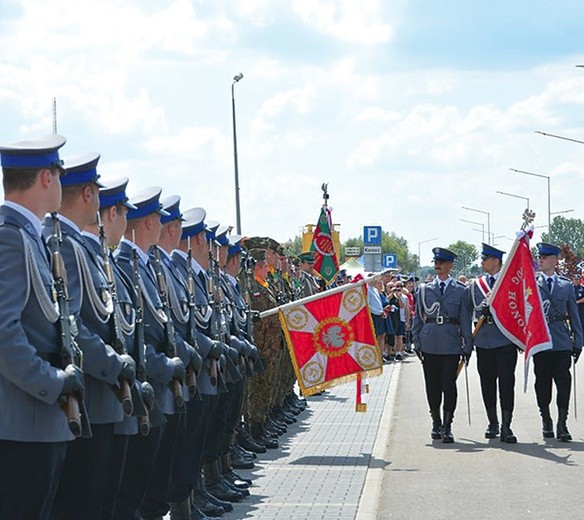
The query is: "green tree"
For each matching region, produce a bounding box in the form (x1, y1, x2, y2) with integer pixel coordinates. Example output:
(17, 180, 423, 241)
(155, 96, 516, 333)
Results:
(283, 235, 302, 257)
(541, 216, 584, 258)
(448, 240, 479, 276)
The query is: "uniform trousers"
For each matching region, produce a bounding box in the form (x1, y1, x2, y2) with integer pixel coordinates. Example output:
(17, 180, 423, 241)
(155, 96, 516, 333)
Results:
(219, 380, 245, 456)
(204, 390, 228, 463)
(139, 412, 184, 519)
(0, 440, 66, 520)
(167, 394, 213, 503)
(52, 422, 115, 520)
(476, 344, 517, 413)
(422, 353, 460, 413)
(533, 349, 572, 411)
(101, 434, 130, 520)
(112, 424, 164, 520)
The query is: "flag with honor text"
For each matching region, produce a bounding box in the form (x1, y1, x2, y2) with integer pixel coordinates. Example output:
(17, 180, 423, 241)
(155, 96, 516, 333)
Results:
(279, 282, 382, 399)
(488, 228, 552, 387)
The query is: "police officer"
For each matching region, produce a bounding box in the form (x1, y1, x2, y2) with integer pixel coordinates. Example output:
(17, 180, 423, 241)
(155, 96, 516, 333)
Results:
(298, 251, 319, 296)
(0, 135, 85, 519)
(467, 243, 518, 443)
(44, 153, 137, 520)
(535, 242, 583, 441)
(412, 247, 473, 443)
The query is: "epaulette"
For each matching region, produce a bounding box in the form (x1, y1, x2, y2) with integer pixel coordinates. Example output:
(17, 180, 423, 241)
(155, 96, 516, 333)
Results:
(455, 280, 466, 287)
(559, 275, 571, 282)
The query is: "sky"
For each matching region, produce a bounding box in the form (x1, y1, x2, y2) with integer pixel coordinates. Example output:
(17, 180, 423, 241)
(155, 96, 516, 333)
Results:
(1, 0, 584, 266)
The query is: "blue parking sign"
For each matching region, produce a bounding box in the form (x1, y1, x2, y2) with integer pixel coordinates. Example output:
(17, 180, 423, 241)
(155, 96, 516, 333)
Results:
(383, 254, 397, 268)
(363, 226, 382, 245)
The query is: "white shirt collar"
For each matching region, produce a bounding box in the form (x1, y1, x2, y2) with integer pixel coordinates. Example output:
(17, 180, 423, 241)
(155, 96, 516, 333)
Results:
(81, 231, 100, 247)
(172, 249, 203, 275)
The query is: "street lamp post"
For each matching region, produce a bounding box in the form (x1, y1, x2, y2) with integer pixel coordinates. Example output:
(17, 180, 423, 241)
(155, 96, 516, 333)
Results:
(417, 237, 437, 277)
(510, 168, 550, 230)
(462, 206, 491, 244)
(535, 131, 584, 146)
(550, 209, 574, 216)
(232, 72, 244, 234)
(496, 190, 530, 210)
(460, 218, 485, 243)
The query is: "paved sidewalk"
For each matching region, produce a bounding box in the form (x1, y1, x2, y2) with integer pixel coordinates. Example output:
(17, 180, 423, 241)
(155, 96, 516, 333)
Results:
(376, 354, 584, 520)
(220, 361, 398, 520)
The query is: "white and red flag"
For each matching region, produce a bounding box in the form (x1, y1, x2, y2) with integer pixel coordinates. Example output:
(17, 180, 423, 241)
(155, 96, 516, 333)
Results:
(273, 281, 382, 403)
(487, 228, 553, 388)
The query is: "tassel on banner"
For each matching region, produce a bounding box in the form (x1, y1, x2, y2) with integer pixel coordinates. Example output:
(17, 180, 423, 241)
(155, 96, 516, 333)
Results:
(355, 373, 368, 412)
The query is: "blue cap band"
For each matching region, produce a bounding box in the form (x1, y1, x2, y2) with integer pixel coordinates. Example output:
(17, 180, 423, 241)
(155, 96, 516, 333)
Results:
(182, 221, 206, 239)
(60, 166, 99, 186)
(161, 206, 182, 224)
(1, 150, 63, 169)
(127, 200, 163, 220)
(216, 234, 229, 246)
(99, 190, 128, 209)
(228, 243, 242, 256)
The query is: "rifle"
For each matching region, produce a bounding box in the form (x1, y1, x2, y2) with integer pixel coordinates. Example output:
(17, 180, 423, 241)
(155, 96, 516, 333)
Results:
(47, 212, 91, 438)
(131, 245, 151, 436)
(97, 215, 133, 417)
(239, 250, 263, 374)
(151, 246, 185, 408)
(184, 239, 200, 398)
(206, 235, 231, 392)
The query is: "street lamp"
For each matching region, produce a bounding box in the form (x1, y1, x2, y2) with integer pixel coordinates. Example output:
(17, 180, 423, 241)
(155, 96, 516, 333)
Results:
(232, 72, 244, 234)
(462, 206, 491, 244)
(496, 190, 530, 210)
(550, 209, 574, 216)
(460, 218, 485, 243)
(417, 237, 437, 276)
(509, 168, 551, 230)
(534, 130, 584, 146)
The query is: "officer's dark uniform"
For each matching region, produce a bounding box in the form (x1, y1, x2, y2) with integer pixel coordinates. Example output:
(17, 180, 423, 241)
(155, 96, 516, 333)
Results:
(0, 136, 77, 520)
(412, 247, 472, 443)
(534, 242, 583, 441)
(467, 243, 518, 443)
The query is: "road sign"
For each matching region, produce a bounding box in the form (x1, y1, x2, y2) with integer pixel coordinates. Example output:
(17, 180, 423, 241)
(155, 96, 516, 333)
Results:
(344, 247, 361, 257)
(364, 245, 382, 254)
(382, 254, 397, 268)
(363, 226, 382, 245)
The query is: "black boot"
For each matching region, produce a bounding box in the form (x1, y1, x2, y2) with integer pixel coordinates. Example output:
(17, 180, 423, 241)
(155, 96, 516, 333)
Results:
(250, 421, 278, 449)
(430, 410, 442, 440)
(231, 446, 255, 469)
(500, 410, 517, 443)
(442, 411, 454, 443)
(191, 488, 224, 518)
(484, 408, 499, 439)
(237, 423, 266, 454)
(203, 461, 245, 503)
(168, 499, 191, 520)
(557, 408, 572, 442)
(540, 407, 554, 438)
(220, 454, 251, 491)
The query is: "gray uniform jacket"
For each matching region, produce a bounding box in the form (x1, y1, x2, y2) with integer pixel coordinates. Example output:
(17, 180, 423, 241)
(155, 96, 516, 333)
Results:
(43, 217, 124, 425)
(537, 275, 583, 352)
(299, 270, 317, 297)
(466, 276, 511, 350)
(0, 205, 73, 442)
(413, 278, 473, 356)
(115, 240, 182, 414)
(171, 250, 219, 396)
(83, 234, 143, 435)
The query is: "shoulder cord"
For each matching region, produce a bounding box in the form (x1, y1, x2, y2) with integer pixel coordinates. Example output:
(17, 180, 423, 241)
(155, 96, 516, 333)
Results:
(138, 277, 169, 326)
(69, 238, 111, 323)
(420, 283, 441, 319)
(21, 230, 59, 323)
(165, 266, 189, 325)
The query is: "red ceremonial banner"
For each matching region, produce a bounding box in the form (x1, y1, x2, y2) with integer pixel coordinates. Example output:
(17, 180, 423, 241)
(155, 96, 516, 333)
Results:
(279, 283, 382, 396)
(488, 230, 553, 388)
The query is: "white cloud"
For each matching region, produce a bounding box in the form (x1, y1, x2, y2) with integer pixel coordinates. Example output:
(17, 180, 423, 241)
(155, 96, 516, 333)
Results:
(292, 0, 393, 44)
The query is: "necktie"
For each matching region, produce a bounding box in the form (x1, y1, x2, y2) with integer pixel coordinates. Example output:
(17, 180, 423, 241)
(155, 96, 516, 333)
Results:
(547, 277, 553, 293)
(488, 276, 495, 289)
(440, 281, 445, 296)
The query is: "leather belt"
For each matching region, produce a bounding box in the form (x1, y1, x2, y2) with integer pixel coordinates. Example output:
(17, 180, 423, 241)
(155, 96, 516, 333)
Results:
(426, 316, 460, 325)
